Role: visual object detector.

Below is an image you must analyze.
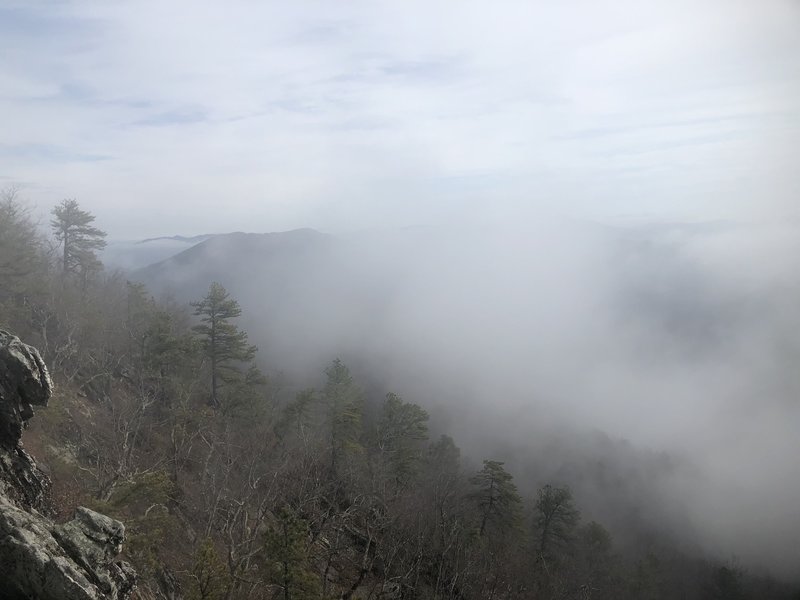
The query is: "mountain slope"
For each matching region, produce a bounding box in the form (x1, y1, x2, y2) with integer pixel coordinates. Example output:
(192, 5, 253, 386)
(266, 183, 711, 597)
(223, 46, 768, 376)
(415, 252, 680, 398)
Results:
(129, 221, 800, 579)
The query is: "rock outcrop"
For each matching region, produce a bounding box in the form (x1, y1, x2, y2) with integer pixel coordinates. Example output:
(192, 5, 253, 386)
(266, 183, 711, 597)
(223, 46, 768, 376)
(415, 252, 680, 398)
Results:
(0, 330, 137, 599)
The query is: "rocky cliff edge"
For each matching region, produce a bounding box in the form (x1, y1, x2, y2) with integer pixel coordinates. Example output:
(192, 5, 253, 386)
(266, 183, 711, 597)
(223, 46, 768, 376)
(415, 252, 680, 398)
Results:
(0, 330, 136, 599)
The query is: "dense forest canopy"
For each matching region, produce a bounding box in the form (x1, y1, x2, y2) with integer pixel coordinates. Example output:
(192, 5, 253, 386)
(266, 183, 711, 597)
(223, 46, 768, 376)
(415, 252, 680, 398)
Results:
(0, 192, 797, 599)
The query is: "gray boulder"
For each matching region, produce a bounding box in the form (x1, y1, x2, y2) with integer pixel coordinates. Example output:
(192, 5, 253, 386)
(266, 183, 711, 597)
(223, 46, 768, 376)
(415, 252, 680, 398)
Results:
(0, 330, 137, 599)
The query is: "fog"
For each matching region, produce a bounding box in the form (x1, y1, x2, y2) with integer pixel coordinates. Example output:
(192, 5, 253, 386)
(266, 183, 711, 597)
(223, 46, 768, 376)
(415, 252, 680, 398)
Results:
(5, 0, 800, 585)
(134, 216, 800, 579)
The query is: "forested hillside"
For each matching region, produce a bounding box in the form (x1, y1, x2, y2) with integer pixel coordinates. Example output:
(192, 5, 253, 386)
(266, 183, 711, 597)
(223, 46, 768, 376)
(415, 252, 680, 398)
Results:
(0, 190, 797, 599)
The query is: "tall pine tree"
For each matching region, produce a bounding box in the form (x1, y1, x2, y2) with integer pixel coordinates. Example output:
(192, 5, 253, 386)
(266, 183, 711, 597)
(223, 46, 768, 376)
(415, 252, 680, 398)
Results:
(469, 460, 522, 537)
(377, 393, 429, 491)
(323, 359, 363, 477)
(191, 282, 257, 408)
(50, 199, 106, 277)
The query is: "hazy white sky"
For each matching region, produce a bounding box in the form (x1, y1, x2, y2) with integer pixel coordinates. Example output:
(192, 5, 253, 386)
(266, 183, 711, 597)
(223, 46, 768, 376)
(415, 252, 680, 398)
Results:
(1, 0, 798, 237)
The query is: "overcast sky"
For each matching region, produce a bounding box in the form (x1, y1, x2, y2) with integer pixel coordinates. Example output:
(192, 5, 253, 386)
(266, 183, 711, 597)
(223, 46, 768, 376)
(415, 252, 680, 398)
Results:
(1, 0, 798, 238)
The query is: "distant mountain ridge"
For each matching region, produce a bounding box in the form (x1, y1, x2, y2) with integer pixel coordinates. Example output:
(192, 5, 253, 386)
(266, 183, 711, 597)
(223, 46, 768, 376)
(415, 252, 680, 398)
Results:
(105, 229, 330, 272)
(131, 221, 757, 372)
(135, 228, 332, 285)
(137, 233, 217, 245)
(103, 233, 217, 271)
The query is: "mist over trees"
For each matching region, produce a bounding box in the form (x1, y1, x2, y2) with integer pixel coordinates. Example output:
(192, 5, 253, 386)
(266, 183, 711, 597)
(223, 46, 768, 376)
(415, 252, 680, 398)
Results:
(0, 187, 43, 309)
(0, 189, 798, 599)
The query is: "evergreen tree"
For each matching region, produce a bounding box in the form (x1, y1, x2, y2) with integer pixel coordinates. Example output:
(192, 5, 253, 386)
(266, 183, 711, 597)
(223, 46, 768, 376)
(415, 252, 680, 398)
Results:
(277, 389, 317, 442)
(191, 282, 257, 408)
(428, 434, 461, 477)
(0, 188, 44, 331)
(377, 393, 429, 490)
(425, 434, 462, 507)
(187, 537, 230, 600)
(50, 198, 107, 276)
(263, 507, 320, 600)
(707, 565, 747, 600)
(0, 188, 42, 299)
(223, 362, 268, 419)
(128, 285, 197, 381)
(534, 484, 580, 563)
(469, 460, 522, 537)
(323, 359, 363, 477)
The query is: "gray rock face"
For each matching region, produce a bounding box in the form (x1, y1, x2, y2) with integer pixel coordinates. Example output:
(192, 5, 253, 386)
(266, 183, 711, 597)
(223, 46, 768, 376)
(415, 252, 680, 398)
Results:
(0, 330, 53, 512)
(0, 330, 137, 599)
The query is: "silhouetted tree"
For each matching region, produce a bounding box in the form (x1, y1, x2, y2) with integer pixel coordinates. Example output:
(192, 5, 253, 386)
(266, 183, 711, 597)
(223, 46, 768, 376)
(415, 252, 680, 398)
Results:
(706, 564, 747, 600)
(50, 198, 106, 277)
(469, 459, 522, 537)
(534, 484, 580, 564)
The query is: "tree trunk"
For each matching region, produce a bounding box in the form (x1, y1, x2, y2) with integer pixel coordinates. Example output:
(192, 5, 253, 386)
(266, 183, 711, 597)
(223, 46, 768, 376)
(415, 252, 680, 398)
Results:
(210, 314, 218, 407)
(62, 229, 69, 275)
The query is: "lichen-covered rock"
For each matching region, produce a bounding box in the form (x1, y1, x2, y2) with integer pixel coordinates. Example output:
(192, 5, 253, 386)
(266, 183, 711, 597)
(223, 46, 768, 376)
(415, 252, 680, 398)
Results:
(0, 330, 137, 599)
(53, 507, 136, 597)
(0, 330, 52, 447)
(0, 330, 53, 512)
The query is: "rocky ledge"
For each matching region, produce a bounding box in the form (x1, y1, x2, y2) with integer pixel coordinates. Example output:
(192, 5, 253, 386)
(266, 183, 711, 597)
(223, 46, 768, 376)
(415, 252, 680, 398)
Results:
(0, 330, 136, 599)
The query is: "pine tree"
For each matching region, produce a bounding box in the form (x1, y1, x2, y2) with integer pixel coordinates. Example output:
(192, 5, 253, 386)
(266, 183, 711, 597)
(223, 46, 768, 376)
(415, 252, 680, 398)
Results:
(0, 188, 42, 299)
(323, 359, 363, 477)
(707, 565, 747, 600)
(126, 282, 197, 380)
(377, 393, 429, 490)
(50, 199, 106, 276)
(263, 507, 320, 600)
(534, 484, 580, 564)
(0, 188, 44, 331)
(428, 434, 461, 475)
(425, 434, 462, 501)
(469, 460, 522, 537)
(277, 389, 317, 442)
(191, 282, 257, 408)
(188, 537, 230, 600)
